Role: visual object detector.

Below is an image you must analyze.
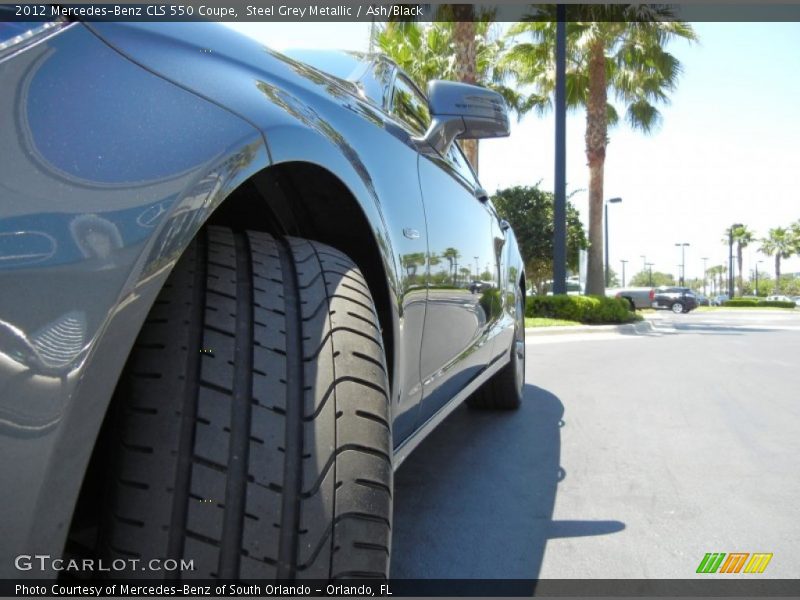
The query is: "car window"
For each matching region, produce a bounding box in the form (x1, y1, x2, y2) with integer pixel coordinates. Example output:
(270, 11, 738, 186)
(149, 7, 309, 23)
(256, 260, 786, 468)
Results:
(392, 74, 430, 135)
(447, 143, 479, 188)
(368, 59, 394, 109)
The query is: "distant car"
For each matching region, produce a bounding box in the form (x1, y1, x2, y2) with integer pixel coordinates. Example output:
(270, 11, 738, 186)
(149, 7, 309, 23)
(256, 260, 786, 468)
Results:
(469, 280, 493, 294)
(711, 294, 730, 306)
(695, 292, 710, 306)
(766, 294, 794, 303)
(792, 296, 800, 307)
(606, 286, 655, 310)
(653, 286, 698, 313)
(544, 277, 583, 296)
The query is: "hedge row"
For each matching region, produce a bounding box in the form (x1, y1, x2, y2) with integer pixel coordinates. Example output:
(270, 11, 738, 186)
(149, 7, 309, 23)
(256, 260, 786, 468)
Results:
(526, 295, 638, 324)
(723, 299, 796, 309)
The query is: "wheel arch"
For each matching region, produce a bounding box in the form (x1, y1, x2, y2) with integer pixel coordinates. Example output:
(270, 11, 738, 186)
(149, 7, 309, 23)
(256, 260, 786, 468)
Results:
(622, 295, 636, 311)
(204, 159, 397, 388)
(64, 157, 399, 564)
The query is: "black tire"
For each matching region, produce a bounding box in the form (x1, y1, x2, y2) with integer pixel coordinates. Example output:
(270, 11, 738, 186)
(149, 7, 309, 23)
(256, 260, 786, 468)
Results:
(625, 297, 636, 312)
(671, 301, 684, 314)
(99, 227, 392, 580)
(466, 292, 525, 410)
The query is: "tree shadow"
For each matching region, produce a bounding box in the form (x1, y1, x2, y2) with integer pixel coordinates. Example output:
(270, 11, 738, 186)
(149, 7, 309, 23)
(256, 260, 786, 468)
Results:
(618, 324, 678, 337)
(646, 322, 794, 337)
(391, 384, 624, 579)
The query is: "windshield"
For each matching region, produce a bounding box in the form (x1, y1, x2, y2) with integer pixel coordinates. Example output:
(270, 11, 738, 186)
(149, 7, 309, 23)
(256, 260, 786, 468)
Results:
(282, 48, 368, 82)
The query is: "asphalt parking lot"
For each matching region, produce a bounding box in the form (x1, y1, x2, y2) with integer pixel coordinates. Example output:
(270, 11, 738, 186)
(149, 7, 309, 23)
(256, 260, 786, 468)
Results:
(392, 309, 800, 579)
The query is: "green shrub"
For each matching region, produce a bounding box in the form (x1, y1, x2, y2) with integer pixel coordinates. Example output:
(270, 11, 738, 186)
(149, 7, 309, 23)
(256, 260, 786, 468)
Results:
(766, 301, 798, 309)
(722, 299, 758, 307)
(478, 288, 503, 319)
(525, 295, 637, 324)
(723, 299, 796, 309)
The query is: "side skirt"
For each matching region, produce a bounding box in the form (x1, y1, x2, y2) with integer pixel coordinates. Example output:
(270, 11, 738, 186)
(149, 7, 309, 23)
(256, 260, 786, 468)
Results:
(392, 352, 510, 470)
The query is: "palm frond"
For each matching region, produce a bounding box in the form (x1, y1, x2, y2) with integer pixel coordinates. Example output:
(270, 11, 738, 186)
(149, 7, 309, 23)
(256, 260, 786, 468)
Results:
(502, 15, 695, 139)
(625, 99, 662, 133)
(606, 103, 620, 127)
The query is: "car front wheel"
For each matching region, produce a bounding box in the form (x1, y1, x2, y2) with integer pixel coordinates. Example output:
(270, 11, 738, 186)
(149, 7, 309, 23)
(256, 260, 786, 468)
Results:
(671, 301, 685, 314)
(98, 227, 392, 580)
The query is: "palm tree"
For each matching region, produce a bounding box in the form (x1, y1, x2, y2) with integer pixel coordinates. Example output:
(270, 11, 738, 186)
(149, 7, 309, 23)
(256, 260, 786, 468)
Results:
(724, 224, 755, 295)
(759, 228, 796, 291)
(792, 220, 800, 251)
(451, 5, 478, 169)
(401, 251, 427, 278)
(375, 16, 530, 174)
(376, 21, 450, 87)
(502, 6, 696, 296)
(442, 247, 460, 284)
(707, 264, 727, 296)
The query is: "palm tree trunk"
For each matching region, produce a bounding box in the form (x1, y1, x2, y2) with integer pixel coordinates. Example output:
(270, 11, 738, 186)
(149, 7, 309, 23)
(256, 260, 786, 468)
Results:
(584, 39, 608, 296)
(775, 255, 781, 292)
(737, 245, 744, 296)
(452, 8, 479, 173)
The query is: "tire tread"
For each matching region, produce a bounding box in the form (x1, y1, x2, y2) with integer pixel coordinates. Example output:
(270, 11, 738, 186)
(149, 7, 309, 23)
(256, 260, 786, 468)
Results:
(99, 227, 391, 581)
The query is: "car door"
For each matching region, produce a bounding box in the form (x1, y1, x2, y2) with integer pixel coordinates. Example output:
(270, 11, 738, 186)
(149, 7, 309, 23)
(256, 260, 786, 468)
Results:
(385, 72, 504, 431)
(410, 99, 502, 425)
(362, 70, 432, 446)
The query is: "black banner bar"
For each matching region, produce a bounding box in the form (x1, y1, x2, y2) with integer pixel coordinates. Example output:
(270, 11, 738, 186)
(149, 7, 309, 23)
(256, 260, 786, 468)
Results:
(5, 3, 800, 23)
(2, 579, 800, 597)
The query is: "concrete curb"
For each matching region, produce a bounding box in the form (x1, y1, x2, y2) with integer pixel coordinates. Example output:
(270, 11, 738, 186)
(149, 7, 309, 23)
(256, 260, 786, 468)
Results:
(525, 319, 655, 337)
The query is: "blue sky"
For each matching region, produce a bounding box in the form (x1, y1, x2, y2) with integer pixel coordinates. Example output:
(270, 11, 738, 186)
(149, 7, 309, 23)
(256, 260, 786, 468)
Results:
(228, 20, 800, 283)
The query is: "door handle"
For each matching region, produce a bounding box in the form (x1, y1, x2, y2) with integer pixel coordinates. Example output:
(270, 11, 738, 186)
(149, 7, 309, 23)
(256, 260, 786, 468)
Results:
(475, 187, 489, 202)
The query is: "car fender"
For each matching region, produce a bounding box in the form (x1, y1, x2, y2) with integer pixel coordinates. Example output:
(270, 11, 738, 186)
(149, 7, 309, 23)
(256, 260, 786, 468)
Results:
(86, 21, 421, 404)
(0, 23, 270, 574)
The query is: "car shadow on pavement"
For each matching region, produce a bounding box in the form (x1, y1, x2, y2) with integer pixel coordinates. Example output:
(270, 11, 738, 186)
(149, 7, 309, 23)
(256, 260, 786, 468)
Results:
(391, 384, 625, 579)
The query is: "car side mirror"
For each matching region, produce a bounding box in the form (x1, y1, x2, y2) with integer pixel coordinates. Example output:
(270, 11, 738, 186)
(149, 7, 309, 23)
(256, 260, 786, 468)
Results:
(414, 80, 510, 155)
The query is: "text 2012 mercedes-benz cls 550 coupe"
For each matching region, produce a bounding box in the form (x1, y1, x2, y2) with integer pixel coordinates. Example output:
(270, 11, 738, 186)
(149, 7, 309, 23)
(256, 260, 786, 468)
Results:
(0, 18, 526, 580)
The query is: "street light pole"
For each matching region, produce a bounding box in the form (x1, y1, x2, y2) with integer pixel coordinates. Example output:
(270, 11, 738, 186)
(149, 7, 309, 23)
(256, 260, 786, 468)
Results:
(728, 223, 742, 298)
(620, 260, 628, 287)
(552, 3, 567, 295)
(645, 262, 654, 287)
(675, 242, 690, 286)
(701, 257, 709, 296)
(604, 197, 622, 287)
(755, 260, 763, 296)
